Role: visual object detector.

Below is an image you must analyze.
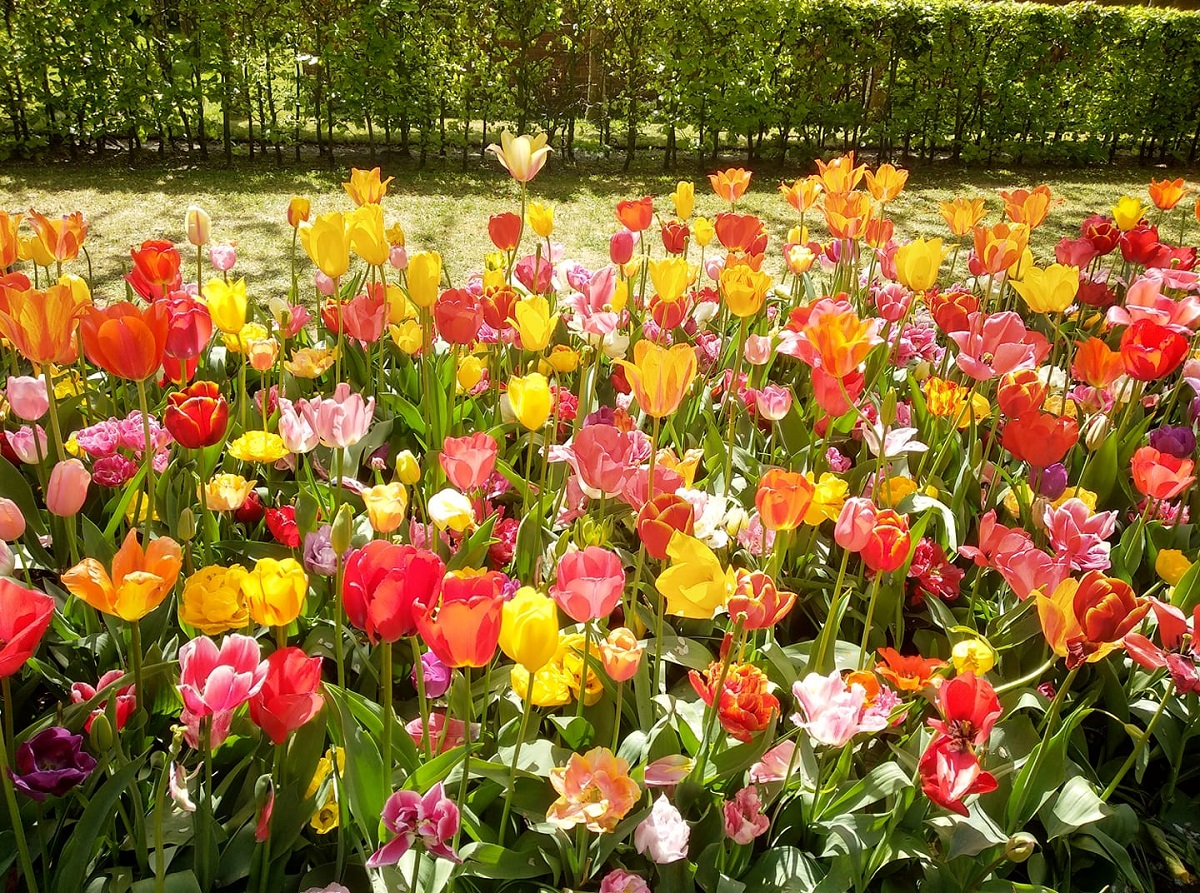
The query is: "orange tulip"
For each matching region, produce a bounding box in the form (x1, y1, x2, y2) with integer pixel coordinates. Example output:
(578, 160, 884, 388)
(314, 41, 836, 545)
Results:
(0, 211, 21, 268)
(939, 197, 988, 237)
(26, 210, 88, 264)
(726, 568, 796, 629)
(822, 192, 873, 240)
(996, 369, 1047, 418)
(709, 168, 752, 204)
(1072, 338, 1125, 388)
(874, 647, 946, 692)
(971, 222, 1029, 275)
(999, 185, 1053, 229)
(1036, 572, 1148, 669)
(615, 341, 697, 419)
(0, 283, 85, 365)
(1149, 177, 1188, 212)
(61, 529, 183, 621)
(779, 177, 823, 214)
(865, 164, 909, 203)
(755, 468, 815, 531)
(864, 217, 894, 249)
(861, 509, 911, 572)
(801, 309, 883, 378)
(80, 300, 171, 380)
(814, 152, 866, 196)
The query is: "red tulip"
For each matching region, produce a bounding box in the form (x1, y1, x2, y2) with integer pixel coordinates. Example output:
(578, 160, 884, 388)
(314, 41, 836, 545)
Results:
(161, 292, 213, 360)
(615, 197, 654, 233)
(1130, 446, 1195, 500)
(636, 493, 695, 561)
(249, 647, 325, 744)
(610, 229, 637, 265)
(488, 213, 522, 252)
(415, 570, 505, 668)
(918, 734, 997, 816)
(80, 300, 171, 381)
(126, 239, 182, 300)
(440, 433, 498, 492)
(861, 509, 911, 573)
(0, 579, 55, 678)
(714, 213, 767, 255)
(164, 381, 229, 449)
(1002, 412, 1078, 468)
(433, 288, 483, 345)
(661, 221, 689, 255)
(1120, 318, 1189, 381)
(344, 542, 445, 644)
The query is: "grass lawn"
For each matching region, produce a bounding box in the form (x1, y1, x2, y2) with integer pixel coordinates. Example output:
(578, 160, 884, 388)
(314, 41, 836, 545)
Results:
(1, 154, 1197, 298)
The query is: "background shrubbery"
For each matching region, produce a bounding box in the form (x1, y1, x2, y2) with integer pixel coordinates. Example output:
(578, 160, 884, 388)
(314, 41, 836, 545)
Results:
(3, 0, 1200, 167)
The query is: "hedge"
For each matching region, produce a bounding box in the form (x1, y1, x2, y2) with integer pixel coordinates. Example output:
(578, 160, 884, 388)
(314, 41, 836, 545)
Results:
(2, 0, 1199, 166)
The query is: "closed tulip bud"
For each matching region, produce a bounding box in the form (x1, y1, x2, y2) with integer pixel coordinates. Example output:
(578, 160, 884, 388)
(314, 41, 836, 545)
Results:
(331, 504, 355, 555)
(1082, 414, 1110, 451)
(6, 375, 49, 421)
(528, 202, 555, 239)
(361, 482, 408, 534)
(1155, 548, 1193, 586)
(177, 507, 197, 542)
(287, 197, 311, 229)
(0, 498, 26, 541)
(428, 488, 475, 533)
(546, 345, 579, 374)
(1005, 833, 1037, 863)
(507, 373, 552, 431)
(457, 355, 484, 392)
(46, 459, 90, 517)
(186, 206, 211, 247)
(671, 181, 695, 220)
(406, 251, 443, 309)
(950, 639, 995, 675)
(395, 450, 421, 486)
(88, 711, 114, 754)
(499, 587, 559, 672)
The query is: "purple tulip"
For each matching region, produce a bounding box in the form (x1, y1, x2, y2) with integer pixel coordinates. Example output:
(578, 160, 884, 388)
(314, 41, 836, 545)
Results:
(303, 525, 344, 577)
(1034, 462, 1068, 500)
(10, 727, 97, 801)
(1149, 425, 1196, 460)
(414, 651, 451, 699)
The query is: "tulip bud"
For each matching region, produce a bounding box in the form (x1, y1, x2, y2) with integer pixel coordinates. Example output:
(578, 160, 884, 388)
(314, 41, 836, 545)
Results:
(1005, 832, 1037, 863)
(427, 489, 474, 533)
(176, 507, 197, 542)
(295, 492, 321, 536)
(950, 638, 996, 676)
(46, 459, 91, 517)
(331, 504, 355, 555)
(880, 390, 897, 427)
(186, 206, 212, 246)
(1082, 414, 1111, 451)
(0, 498, 25, 541)
(89, 711, 114, 754)
(0, 541, 15, 577)
(6, 375, 49, 421)
(395, 450, 421, 486)
(575, 514, 609, 548)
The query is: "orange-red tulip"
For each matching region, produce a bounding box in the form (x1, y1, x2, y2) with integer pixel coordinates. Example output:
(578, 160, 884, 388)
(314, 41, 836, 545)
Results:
(1037, 572, 1148, 669)
(80, 301, 171, 380)
(861, 510, 911, 572)
(709, 168, 752, 204)
(1072, 338, 1125, 389)
(755, 468, 815, 532)
(0, 282, 85, 365)
(1119, 318, 1188, 381)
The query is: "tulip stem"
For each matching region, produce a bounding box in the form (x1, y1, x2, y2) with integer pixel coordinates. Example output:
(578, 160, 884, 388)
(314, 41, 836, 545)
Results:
(692, 618, 744, 784)
(381, 641, 393, 802)
(857, 570, 885, 670)
(43, 367, 65, 464)
(1102, 691, 1169, 801)
(136, 377, 156, 537)
(411, 637, 432, 758)
(130, 620, 145, 708)
(812, 549, 851, 674)
(408, 849, 422, 893)
(333, 450, 346, 690)
(499, 688, 536, 846)
(0, 679, 38, 893)
(257, 745, 283, 893)
(610, 682, 624, 753)
(452, 667, 472, 854)
(723, 319, 748, 496)
(576, 623, 591, 720)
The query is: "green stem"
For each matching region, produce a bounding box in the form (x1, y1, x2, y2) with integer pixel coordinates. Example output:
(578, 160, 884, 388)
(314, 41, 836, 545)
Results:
(576, 622, 591, 720)
(130, 620, 145, 708)
(257, 744, 283, 893)
(136, 377, 156, 536)
(723, 319, 748, 496)
(411, 637, 432, 758)
(0, 678, 37, 893)
(811, 549, 851, 673)
(381, 642, 393, 803)
(452, 667, 472, 853)
(499, 687, 537, 845)
(1102, 692, 1169, 801)
(857, 571, 885, 670)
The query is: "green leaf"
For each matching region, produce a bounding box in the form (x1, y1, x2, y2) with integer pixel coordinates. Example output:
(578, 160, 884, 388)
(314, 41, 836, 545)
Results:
(739, 846, 827, 892)
(54, 756, 148, 893)
(458, 842, 548, 880)
(0, 455, 45, 534)
(819, 761, 911, 819)
(1040, 775, 1111, 840)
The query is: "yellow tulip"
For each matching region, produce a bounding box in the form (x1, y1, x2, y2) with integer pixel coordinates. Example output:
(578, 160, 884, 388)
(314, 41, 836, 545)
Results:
(361, 482, 408, 533)
(1155, 549, 1193, 586)
(386, 222, 406, 247)
(692, 217, 715, 248)
(299, 212, 351, 279)
(545, 345, 580, 374)
(457, 354, 484, 391)
(386, 284, 416, 324)
(180, 565, 250, 635)
(486, 132, 551, 183)
(343, 167, 394, 206)
(508, 372, 552, 430)
(389, 320, 423, 354)
(395, 450, 421, 486)
(428, 488, 475, 533)
(406, 251, 442, 308)
(648, 257, 692, 303)
(512, 295, 558, 352)
(287, 197, 311, 228)
(894, 237, 944, 293)
(499, 587, 560, 672)
(1111, 195, 1146, 232)
(528, 202, 555, 239)
(951, 639, 996, 675)
(655, 532, 736, 620)
(671, 182, 695, 220)
(1010, 264, 1079, 314)
(202, 474, 257, 512)
(719, 264, 772, 318)
(241, 557, 308, 627)
(348, 203, 390, 266)
(57, 273, 92, 306)
(616, 341, 697, 419)
(803, 472, 848, 525)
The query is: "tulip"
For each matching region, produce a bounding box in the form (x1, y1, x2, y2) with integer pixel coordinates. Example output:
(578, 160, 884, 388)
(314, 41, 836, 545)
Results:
(507, 372, 552, 430)
(1111, 195, 1146, 231)
(180, 565, 250, 635)
(1036, 572, 1148, 668)
(690, 661, 779, 742)
(546, 747, 641, 833)
(719, 264, 771, 318)
(865, 163, 909, 203)
(0, 283, 84, 365)
(343, 542, 445, 643)
(199, 277, 248, 335)
(499, 587, 560, 672)
(671, 181, 695, 219)
(709, 168, 752, 204)
(163, 292, 213, 360)
(300, 212, 351, 279)
(598, 627, 644, 682)
(550, 547, 625, 623)
(0, 498, 25, 542)
(486, 132, 551, 183)
(861, 510, 911, 573)
(511, 294, 558, 352)
(0, 211, 20, 267)
(1131, 446, 1195, 500)
(1002, 412, 1078, 468)
(80, 300, 170, 381)
(249, 647, 325, 745)
(348, 203, 390, 266)
(1150, 177, 1188, 211)
(406, 251, 442, 309)
(210, 244, 237, 272)
(951, 639, 996, 676)
(46, 458, 90, 517)
(287, 197, 311, 228)
(634, 795, 690, 864)
(415, 569, 506, 668)
(938, 197, 990, 236)
(0, 579, 54, 677)
(636, 493, 696, 560)
(1010, 264, 1079, 314)
(727, 569, 796, 629)
(656, 533, 735, 619)
(361, 482, 409, 533)
(186, 206, 211, 246)
(1119, 318, 1188, 381)
(26, 210, 88, 263)
(1000, 185, 1053, 229)
(177, 633, 268, 731)
(127, 239, 182, 300)
(440, 433, 498, 492)
(617, 341, 697, 419)
(488, 212, 522, 251)
(427, 488, 475, 533)
(433, 288, 483, 345)
(755, 468, 815, 532)
(70, 669, 137, 734)
(367, 782, 461, 867)
(894, 237, 943, 292)
(610, 229, 637, 265)
(5, 375, 48, 421)
(164, 381, 229, 449)
(996, 370, 1048, 418)
(616, 196, 654, 233)
(10, 727, 97, 801)
(919, 734, 997, 817)
(660, 220, 689, 255)
(241, 557, 308, 628)
(298, 382, 375, 448)
(202, 474, 257, 512)
(527, 201, 554, 238)
(343, 167, 394, 206)
(61, 529, 183, 621)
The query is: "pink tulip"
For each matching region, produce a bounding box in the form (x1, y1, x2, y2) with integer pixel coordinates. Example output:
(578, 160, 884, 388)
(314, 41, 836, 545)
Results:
(6, 376, 48, 421)
(7, 425, 47, 464)
(573, 425, 634, 498)
(0, 498, 25, 541)
(389, 246, 408, 270)
(754, 384, 792, 422)
(550, 546, 625, 623)
(609, 229, 637, 265)
(210, 244, 237, 271)
(723, 785, 769, 844)
(599, 871, 651, 893)
(177, 634, 268, 750)
(749, 740, 797, 784)
(834, 498, 877, 552)
(790, 670, 898, 747)
(948, 311, 1049, 381)
(743, 334, 773, 366)
(634, 794, 689, 864)
(366, 782, 461, 867)
(70, 669, 136, 733)
(298, 383, 375, 449)
(46, 459, 91, 517)
(315, 271, 336, 296)
(1044, 498, 1116, 572)
(440, 433, 498, 492)
(278, 398, 320, 454)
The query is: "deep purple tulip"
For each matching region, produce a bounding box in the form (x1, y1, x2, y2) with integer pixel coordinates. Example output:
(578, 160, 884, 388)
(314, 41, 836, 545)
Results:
(1149, 425, 1196, 460)
(413, 651, 451, 699)
(10, 727, 97, 801)
(1034, 462, 1068, 500)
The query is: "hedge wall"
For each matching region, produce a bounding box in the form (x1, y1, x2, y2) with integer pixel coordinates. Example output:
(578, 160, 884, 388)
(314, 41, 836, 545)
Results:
(2, 0, 1199, 165)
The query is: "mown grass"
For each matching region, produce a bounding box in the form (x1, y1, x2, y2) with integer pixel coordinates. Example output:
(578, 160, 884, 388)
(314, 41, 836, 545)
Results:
(1, 153, 1197, 298)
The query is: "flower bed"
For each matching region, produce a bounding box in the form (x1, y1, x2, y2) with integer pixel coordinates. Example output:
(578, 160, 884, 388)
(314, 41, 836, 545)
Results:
(0, 140, 1198, 892)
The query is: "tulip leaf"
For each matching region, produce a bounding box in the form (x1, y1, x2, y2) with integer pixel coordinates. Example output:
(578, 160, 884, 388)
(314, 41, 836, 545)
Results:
(1080, 431, 1118, 508)
(0, 455, 44, 534)
(738, 846, 827, 892)
(1041, 775, 1111, 840)
(324, 686, 385, 849)
(1171, 559, 1200, 613)
(458, 842, 550, 880)
(819, 761, 911, 820)
(53, 754, 148, 893)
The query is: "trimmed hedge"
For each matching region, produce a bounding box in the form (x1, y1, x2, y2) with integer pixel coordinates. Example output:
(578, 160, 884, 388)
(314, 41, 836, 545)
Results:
(1, 0, 1199, 165)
